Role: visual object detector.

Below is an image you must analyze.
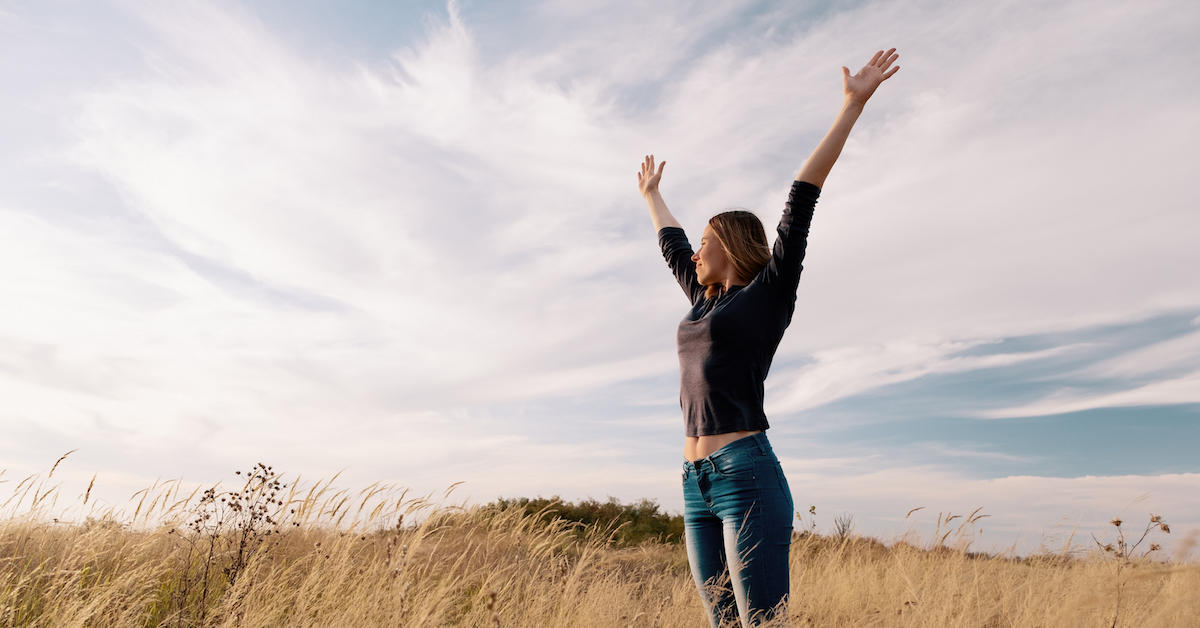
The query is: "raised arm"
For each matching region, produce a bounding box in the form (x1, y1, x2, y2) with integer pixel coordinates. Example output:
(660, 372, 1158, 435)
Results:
(796, 48, 899, 189)
(638, 155, 682, 232)
(640, 155, 705, 303)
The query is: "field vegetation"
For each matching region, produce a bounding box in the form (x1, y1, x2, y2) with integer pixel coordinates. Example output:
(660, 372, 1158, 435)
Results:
(1, 461, 1197, 627)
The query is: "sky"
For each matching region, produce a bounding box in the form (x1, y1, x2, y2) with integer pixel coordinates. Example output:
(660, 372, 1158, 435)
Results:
(1, 0, 1199, 554)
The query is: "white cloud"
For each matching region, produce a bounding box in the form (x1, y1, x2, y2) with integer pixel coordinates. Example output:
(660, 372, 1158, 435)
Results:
(39, 0, 1200, 427)
(765, 339, 1077, 415)
(0, 0, 1198, 542)
(778, 461, 1200, 554)
(57, 0, 673, 421)
(983, 370, 1200, 419)
(1084, 328, 1200, 380)
(978, 328, 1200, 417)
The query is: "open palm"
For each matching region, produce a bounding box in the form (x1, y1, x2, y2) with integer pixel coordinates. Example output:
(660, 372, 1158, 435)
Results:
(638, 154, 665, 196)
(843, 48, 899, 105)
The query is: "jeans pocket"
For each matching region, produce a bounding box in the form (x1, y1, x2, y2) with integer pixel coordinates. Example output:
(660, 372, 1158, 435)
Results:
(712, 450, 756, 480)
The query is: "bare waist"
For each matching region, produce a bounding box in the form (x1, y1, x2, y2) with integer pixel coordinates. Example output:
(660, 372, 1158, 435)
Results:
(684, 430, 762, 462)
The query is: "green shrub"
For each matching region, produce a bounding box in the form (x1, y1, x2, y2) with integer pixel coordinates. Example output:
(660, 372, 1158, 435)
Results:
(487, 496, 684, 546)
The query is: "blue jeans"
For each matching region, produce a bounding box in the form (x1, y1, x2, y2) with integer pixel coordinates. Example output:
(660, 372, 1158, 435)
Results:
(683, 433, 794, 627)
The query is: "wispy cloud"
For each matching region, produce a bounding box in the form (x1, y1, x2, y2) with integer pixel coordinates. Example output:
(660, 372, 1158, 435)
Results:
(1, 0, 1198, 551)
(766, 340, 1078, 415)
(983, 371, 1200, 419)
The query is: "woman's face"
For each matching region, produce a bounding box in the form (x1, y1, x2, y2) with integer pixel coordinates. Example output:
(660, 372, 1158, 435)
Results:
(692, 224, 730, 287)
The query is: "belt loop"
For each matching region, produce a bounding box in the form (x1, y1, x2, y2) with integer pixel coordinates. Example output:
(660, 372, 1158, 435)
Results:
(756, 433, 768, 454)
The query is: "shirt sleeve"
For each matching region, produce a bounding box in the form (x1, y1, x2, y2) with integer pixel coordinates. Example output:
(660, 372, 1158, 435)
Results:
(658, 226, 707, 305)
(758, 180, 820, 296)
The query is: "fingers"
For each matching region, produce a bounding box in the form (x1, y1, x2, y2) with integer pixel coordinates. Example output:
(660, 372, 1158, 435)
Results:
(639, 155, 664, 186)
(883, 65, 899, 80)
(879, 48, 898, 71)
(868, 50, 883, 66)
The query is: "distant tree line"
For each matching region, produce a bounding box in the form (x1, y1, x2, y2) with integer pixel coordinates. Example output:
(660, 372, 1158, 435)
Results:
(486, 496, 684, 546)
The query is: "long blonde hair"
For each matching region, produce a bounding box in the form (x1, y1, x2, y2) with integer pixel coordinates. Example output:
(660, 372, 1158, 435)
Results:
(704, 210, 770, 299)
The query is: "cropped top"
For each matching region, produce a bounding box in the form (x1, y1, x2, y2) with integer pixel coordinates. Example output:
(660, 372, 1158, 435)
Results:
(658, 180, 820, 437)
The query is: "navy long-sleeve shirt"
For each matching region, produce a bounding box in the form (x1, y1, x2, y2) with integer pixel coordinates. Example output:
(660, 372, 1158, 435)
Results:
(658, 180, 820, 437)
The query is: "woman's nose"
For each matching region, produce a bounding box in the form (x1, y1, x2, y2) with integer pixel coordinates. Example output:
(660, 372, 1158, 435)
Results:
(691, 251, 700, 262)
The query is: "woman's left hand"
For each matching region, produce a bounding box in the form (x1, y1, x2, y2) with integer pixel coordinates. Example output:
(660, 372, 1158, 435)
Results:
(843, 48, 899, 106)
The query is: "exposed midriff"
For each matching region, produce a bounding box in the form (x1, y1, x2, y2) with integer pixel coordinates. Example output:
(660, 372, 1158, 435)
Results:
(684, 430, 762, 462)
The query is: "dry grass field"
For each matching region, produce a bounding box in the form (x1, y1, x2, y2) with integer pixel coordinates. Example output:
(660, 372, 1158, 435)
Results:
(2, 462, 1197, 627)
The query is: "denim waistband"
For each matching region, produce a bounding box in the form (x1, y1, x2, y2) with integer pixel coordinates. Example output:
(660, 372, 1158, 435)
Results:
(683, 432, 773, 473)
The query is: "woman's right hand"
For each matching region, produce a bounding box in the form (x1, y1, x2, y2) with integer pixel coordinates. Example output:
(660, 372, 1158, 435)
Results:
(638, 155, 665, 197)
(843, 48, 899, 106)
(639, 154, 681, 231)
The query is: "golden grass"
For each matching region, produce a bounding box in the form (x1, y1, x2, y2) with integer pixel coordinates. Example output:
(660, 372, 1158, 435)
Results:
(2, 467, 1197, 627)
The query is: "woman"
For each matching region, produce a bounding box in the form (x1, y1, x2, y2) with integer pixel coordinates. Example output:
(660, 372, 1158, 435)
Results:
(637, 49, 899, 627)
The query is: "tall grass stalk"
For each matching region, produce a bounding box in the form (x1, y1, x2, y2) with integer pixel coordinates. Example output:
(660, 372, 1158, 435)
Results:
(1, 467, 1196, 627)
